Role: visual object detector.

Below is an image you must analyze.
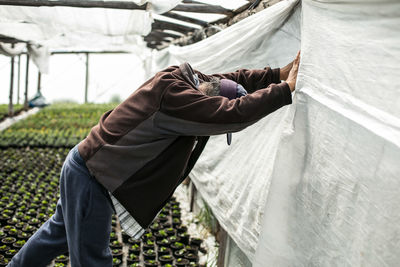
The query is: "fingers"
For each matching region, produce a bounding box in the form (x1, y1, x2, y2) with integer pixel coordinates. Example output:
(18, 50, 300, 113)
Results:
(291, 51, 301, 72)
(294, 50, 301, 66)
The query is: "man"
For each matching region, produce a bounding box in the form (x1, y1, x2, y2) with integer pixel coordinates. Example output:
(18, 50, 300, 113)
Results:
(9, 52, 300, 267)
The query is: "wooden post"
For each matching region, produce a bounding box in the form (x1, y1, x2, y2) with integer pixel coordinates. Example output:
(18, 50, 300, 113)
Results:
(17, 55, 21, 105)
(37, 71, 41, 93)
(84, 52, 89, 103)
(8, 56, 15, 116)
(24, 54, 30, 110)
(216, 227, 228, 267)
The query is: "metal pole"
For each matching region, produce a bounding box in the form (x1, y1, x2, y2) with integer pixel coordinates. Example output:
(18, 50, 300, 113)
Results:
(24, 54, 30, 110)
(8, 56, 15, 116)
(17, 54, 21, 105)
(37, 71, 41, 93)
(84, 52, 89, 103)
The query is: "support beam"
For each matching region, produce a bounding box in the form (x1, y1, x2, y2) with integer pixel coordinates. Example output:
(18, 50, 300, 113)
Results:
(144, 30, 182, 44)
(50, 50, 130, 55)
(153, 19, 197, 34)
(172, 4, 233, 15)
(161, 11, 209, 27)
(24, 54, 29, 110)
(9, 56, 15, 116)
(0, 34, 27, 44)
(144, 36, 169, 45)
(0, 0, 147, 10)
(150, 30, 182, 39)
(182, 0, 205, 4)
(37, 71, 41, 93)
(216, 228, 228, 267)
(211, 2, 253, 25)
(84, 52, 89, 104)
(17, 55, 21, 104)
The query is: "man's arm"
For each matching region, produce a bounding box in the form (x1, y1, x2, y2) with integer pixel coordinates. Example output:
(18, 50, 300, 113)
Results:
(155, 80, 291, 136)
(197, 51, 301, 94)
(196, 67, 281, 94)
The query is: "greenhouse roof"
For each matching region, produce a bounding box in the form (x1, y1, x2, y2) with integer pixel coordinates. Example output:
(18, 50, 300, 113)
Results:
(0, 0, 251, 52)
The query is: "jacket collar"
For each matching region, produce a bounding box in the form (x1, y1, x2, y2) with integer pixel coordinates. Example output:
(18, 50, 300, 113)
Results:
(179, 62, 198, 89)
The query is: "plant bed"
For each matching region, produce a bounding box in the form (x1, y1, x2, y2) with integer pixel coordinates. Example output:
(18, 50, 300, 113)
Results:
(165, 228, 176, 236)
(55, 254, 69, 263)
(17, 232, 31, 241)
(143, 249, 156, 260)
(170, 242, 185, 252)
(1, 237, 16, 246)
(172, 218, 181, 228)
(154, 229, 168, 241)
(184, 245, 198, 254)
(158, 254, 174, 265)
(142, 239, 155, 250)
(175, 258, 189, 267)
(173, 249, 187, 259)
(111, 248, 123, 261)
(127, 253, 140, 264)
(177, 233, 190, 245)
(12, 240, 26, 249)
(167, 236, 180, 244)
(150, 222, 162, 233)
(156, 238, 170, 248)
(0, 127, 208, 266)
(157, 246, 171, 257)
(128, 243, 141, 255)
(143, 259, 159, 267)
(184, 252, 199, 263)
(112, 257, 122, 266)
(0, 258, 9, 266)
(128, 237, 141, 246)
(110, 240, 123, 249)
(5, 248, 18, 259)
(109, 231, 118, 242)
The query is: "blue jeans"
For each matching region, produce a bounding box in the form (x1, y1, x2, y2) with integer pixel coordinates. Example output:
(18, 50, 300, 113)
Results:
(8, 144, 114, 267)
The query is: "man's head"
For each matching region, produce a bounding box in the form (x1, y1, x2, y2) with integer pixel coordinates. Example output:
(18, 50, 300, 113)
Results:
(198, 77, 220, 96)
(198, 77, 247, 100)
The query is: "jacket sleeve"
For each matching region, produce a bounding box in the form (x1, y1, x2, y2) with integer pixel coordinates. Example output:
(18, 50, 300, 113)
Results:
(154, 79, 292, 136)
(196, 67, 281, 94)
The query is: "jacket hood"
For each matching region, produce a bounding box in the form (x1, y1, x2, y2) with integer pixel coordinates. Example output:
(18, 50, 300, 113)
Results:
(179, 62, 198, 89)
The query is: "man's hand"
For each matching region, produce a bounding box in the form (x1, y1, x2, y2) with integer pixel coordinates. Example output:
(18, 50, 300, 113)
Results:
(280, 61, 293, 81)
(286, 51, 301, 92)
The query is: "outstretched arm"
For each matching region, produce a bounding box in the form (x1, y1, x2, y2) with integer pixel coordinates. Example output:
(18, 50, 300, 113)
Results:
(196, 51, 301, 93)
(197, 67, 281, 94)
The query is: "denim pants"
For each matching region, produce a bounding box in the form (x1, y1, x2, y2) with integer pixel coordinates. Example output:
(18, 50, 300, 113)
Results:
(8, 144, 114, 267)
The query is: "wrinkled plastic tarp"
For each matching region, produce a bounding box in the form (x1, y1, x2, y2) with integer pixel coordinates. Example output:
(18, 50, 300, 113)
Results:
(254, 0, 400, 266)
(150, 0, 400, 265)
(150, 0, 301, 259)
(0, 0, 181, 51)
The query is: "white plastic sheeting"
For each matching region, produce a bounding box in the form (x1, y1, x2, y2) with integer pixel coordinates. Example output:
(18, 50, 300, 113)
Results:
(0, 42, 50, 73)
(149, 0, 301, 259)
(150, 0, 400, 265)
(254, 1, 400, 266)
(0, 0, 181, 51)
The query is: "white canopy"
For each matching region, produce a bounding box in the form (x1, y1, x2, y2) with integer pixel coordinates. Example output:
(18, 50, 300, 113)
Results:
(149, 0, 400, 265)
(0, 0, 184, 50)
(0, 0, 182, 72)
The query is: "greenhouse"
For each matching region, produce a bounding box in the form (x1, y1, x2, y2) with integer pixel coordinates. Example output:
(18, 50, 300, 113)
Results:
(0, 0, 399, 267)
